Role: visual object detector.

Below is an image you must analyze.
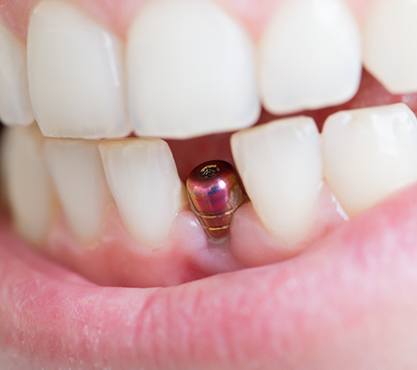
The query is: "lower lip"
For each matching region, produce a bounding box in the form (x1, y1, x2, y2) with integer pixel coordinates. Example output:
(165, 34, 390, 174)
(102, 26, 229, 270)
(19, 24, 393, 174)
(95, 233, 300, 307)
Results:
(2, 183, 417, 369)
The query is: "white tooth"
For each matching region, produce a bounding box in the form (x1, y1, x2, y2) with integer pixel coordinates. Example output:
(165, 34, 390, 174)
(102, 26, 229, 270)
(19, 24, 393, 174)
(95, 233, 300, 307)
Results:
(99, 139, 184, 247)
(44, 140, 110, 242)
(231, 117, 322, 247)
(322, 103, 417, 216)
(259, 0, 362, 114)
(2, 127, 54, 243)
(27, 0, 129, 139)
(127, 0, 260, 139)
(0, 23, 34, 126)
(363, 0, 417, 94)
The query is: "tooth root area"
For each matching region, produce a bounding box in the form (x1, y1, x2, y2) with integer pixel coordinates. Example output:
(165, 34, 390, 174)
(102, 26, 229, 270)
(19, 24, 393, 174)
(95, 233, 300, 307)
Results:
(27, 0, 129, 139)
(232, 117, 322, 247)
(99, 138, 184, 248)
(0, 22, 34, 126)
(44, 139, 110, 242)
(363, 0, 417, 94)
(2, 127, 54, 244)
(323, 103, 417, 216)
(259, 0, 362, 114)
(127, 0, 260, 139)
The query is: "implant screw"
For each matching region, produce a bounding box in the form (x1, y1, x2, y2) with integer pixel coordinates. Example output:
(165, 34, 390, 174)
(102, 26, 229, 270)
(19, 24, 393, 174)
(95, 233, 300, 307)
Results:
(186, 160, 246, 242)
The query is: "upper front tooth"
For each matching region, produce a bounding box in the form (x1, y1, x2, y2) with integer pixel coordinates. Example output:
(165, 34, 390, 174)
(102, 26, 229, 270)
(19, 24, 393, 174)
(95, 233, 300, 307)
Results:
(322, 103, 417, 216)
(99, 138, 184, 248)
(2, 127, 54, 244)
(231, 117, 322, 247)
(127, 0, 260, 139)
(259, 0, 362, 114)
(27, 0, 129, 139)
(0, 23, 34, 126)
(363, 0, 417, 94)
(44, 140, 111, 242)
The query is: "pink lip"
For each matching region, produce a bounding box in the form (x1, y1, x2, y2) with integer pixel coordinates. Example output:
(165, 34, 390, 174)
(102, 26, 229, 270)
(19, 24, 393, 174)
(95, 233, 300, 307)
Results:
(2, 184, 417, 369)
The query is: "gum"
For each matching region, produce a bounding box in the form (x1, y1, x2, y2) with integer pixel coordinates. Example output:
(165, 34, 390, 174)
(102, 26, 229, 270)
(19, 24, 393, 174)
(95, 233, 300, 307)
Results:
(0, 0, 367, 41)
(41, 205, 241, 288)
(26, 183, 343, 287)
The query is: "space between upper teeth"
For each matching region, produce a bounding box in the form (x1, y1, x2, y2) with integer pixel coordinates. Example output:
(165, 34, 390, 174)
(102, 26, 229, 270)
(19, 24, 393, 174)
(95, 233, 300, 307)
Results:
(0, 22, 34, 127)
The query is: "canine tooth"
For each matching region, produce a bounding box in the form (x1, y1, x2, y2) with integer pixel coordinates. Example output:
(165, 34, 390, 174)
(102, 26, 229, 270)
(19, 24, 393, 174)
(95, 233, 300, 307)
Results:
(322, 103, 417, 216)
(2, 127, 54, 243)
(127, 0, 260, 139)
(231, 117, 322, 247)
(99, 139, 184, 247)
(259, 0, 361, 114)
(363, 0, 417, 94)
(0, 23, 33, 126)
(44, 140, 110, 242)
(27, 0, 129, 139)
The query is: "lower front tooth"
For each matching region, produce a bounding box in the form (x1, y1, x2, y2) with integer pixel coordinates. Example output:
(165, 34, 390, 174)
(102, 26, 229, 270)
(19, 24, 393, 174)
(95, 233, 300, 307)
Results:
(44, 140, 111, 242)
(99, 139, 184, 248)
(231, 117, 322, 247)
(2, 127, 54, 243)
(0, 23, 34, 126)
(322, 103, 417, 216)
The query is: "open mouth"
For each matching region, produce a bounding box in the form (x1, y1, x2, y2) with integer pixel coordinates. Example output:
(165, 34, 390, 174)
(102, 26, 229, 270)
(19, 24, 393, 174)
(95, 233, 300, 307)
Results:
(2, 0, 417, 369)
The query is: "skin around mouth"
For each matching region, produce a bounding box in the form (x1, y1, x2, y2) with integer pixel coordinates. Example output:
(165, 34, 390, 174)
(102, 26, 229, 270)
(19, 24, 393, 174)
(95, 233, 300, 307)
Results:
(2, 0, 417, 369)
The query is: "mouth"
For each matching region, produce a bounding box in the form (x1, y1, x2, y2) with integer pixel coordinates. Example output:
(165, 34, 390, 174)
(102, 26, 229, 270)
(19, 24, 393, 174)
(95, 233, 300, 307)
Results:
(2, 0, 417, 369)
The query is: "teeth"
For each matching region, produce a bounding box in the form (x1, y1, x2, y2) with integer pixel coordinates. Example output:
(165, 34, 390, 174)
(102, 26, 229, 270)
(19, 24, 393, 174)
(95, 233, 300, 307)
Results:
(127, 0, 260, 139)
(99, 139, 184, 247)
(259, 0, 361, 114)
(231, 117, 322, 247)
(322, 103, 417, 216)
(2, 127, 54, 243)
(0, 23, 34, 126)
(363, 0, 417, 94)
(44, 140, 110, 242)
(27, 0, 129, 139)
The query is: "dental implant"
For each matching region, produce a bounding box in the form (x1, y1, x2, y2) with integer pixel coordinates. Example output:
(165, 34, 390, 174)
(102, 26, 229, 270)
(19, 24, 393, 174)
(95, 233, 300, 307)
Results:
(186, 160, 246, 242)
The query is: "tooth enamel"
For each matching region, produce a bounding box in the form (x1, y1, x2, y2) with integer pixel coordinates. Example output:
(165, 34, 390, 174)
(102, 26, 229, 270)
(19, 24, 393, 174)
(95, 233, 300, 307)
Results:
(0, 23, 34, 126)
(99, 139, 184, 247)
(363, 0, 417, 94)
(2, 127, 54, 243)
(322, 103, 417, 216)
(27, 0, 129, 139)
(127, 0, 260, 139)
(44, 140, 110, 242)
(259, 0, 362, 114)
(231, 117, 322, 247)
